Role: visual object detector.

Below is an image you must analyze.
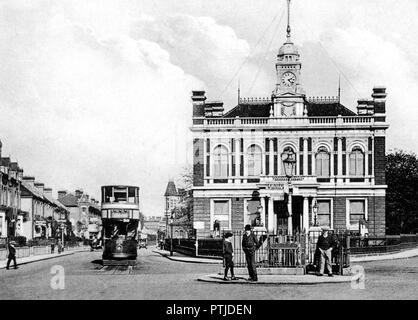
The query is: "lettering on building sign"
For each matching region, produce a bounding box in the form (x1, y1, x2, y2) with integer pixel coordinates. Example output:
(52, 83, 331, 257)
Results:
(266, 183, 285, 190)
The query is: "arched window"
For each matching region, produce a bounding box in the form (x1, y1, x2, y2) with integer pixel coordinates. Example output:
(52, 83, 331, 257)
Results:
(247, 145, 262, 177)
(213, 145, 229, 178)
(281, 147, 297, 176)
(316, 148, 330, 177)
(349, 147, 365, 176)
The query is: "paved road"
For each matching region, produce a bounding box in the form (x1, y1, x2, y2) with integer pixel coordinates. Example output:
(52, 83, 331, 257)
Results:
(1, 247, 417, 299)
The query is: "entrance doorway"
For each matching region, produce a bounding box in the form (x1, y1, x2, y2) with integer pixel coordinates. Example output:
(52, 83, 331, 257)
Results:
(273, 196, 304, 235)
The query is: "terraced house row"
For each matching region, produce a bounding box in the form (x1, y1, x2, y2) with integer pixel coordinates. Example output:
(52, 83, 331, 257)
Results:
(0, 138, 101, 242)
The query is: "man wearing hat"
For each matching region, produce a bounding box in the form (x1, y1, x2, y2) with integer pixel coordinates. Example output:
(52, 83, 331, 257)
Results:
(223, 232, 236, 281)
(316, 226, 335, 277)
(6, 240, 18, 270)
(242, 224, 260, 281)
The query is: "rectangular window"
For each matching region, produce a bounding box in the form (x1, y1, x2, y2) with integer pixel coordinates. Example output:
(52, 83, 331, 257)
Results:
(206, 139, 210, 153)
(206, 155, 210, 177)
(308, 138, 312, 152)
(334, 154, 338, 176)
(213, 200, 230, 231)
(274, 155, 278, 175)
(300, 155, 303, 175)
(308, 155, 312, 175)
(368, 154, 373, 176)
(274, 139, 278, 152)
(240, 139, 244, 153)
(265, 155, 270, 176)
(265, 138, 270, 152)
(342, 138, 346, 152)
(232, 156, 236, 176)
(240, 155, 244, 176)
(231, 139, 235, 153)
(368, 138, 373, 151)
(342, 154, 346, 175)
(299, 138, 304, 152)
(317, 200, 331, 227)
(349, 200, 366, 225)
(334, 138, 338, 152)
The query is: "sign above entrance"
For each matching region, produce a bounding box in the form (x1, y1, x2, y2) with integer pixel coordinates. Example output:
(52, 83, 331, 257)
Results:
(266, 183, 285, 191)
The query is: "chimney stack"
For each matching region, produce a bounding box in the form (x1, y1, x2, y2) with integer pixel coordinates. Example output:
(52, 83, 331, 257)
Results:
(58, 190, 67, 199)
(23, 176, 36, 188)
(34, 182, 45, 195)
(192, 90, 206, 118)
(75, 189, 83, 198)
(44, 188, 53, 198)
(372, 86, 387, 121)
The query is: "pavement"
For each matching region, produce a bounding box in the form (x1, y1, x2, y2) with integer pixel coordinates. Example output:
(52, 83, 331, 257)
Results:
(2, 248, 418, 299)
(154, 246, 418, 264)
(351, 247, 418, 262)
(0, 247, 89, 270)
(198, 274, 352, 285)
(152, 248, 222, 264)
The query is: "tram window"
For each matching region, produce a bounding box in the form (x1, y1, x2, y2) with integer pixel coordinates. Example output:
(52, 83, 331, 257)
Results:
(128, 187, 137, 203)
(103, 186, 113, 203)
(104, 220, 138, 240)
(113, 187, 127, 203)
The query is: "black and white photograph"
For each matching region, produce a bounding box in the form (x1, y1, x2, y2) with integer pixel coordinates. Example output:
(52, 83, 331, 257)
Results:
(0, 0, 418, 309)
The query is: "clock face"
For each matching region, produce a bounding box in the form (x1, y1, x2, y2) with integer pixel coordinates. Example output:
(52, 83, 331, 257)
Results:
(281, 72, 296, 87)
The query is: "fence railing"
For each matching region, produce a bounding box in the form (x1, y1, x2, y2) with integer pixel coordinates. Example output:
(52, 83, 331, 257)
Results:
(349, 234, 418, 255)
(0, 242, 88, 261)
(230, 231, 306, 268)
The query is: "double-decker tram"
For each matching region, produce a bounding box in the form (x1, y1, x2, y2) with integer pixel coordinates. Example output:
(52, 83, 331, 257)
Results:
(101, 185, 140, 266)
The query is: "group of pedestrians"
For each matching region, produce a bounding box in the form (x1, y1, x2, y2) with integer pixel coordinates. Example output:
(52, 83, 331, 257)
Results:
(223, 224, 265, 282)
(222, 224, 337, 281)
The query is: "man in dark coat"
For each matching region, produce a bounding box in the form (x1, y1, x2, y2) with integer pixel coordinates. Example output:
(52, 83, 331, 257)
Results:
(6, 241, 18, 270)
(242, 224, 261, 281)
(316, 226, 336, 277)
(223, 232, 236, 281)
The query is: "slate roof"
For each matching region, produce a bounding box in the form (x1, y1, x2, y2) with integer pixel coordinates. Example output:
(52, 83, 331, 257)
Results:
(164, 181, 178, 197)
(222, 101, 356, 118)
(21, 181, 45, 200)
(58, 193, 79, 207)
(0, 157, 10, 167)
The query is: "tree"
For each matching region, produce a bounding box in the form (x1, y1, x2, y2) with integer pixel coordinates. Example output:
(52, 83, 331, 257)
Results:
(386, 150, 418, 234)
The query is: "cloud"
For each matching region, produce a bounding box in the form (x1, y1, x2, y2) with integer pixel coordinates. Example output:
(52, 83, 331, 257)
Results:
(131, 14, 274, 108)
(0, 2, 204, 215)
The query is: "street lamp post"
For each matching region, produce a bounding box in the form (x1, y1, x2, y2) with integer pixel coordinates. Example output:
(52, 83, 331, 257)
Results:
(282, 148, 297, 236)
(312, 200, 319, 227)
(169, 212, 174, 257)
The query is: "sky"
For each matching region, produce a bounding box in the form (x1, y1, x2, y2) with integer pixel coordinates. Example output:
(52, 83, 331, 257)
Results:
(0, 0, 417, 216)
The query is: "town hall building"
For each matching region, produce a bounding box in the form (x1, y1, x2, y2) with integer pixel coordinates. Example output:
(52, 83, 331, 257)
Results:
(190, 1, 389, 238)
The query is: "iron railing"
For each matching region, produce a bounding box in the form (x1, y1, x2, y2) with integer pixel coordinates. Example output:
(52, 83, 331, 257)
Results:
(230, 231, 306, 268)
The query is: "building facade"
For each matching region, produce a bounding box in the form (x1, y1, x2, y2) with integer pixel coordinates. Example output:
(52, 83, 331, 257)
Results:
(190, 7, 389, 238)
(20, 177, 70, 240)
(0, 154, 23, 238)
(58, 189, 101, 239)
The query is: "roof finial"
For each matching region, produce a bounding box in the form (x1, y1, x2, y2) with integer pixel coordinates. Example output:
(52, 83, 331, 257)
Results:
(286, 0, 292, 40)
(238, 80, 241, 105)
(338, 75, 341, 104)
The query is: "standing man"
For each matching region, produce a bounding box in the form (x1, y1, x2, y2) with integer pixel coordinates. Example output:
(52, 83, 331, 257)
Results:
(6, 240, 18, 270)
(316, 226, 335, 277)
(242, 225, 261, 282)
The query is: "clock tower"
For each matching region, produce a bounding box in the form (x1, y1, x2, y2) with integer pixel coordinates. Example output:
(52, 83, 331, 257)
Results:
(273, 0, 306, 117)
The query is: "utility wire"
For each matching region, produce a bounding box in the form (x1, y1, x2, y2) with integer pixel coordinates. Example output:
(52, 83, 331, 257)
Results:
(248, 7, 286, 96)
(218, 4, 285, 99)
(296, 17, 362, 99)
